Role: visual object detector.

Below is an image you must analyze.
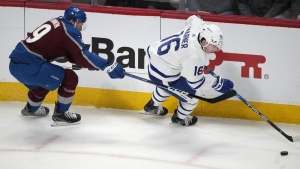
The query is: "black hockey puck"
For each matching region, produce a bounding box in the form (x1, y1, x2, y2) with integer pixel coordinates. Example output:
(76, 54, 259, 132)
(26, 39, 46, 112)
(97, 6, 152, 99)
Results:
(280, 151, 288, 156)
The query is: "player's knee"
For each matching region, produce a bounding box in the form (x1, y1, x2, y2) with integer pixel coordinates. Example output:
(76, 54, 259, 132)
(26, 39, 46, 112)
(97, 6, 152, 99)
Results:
(188, 97, 198, 105)
(28, 87, 50, 102)
(61, 69, 78, 89)
(179, 98, 198, 112)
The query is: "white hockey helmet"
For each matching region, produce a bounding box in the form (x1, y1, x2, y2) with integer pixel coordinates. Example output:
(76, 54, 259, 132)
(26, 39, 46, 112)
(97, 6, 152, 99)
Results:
(199, 24, 223, 50)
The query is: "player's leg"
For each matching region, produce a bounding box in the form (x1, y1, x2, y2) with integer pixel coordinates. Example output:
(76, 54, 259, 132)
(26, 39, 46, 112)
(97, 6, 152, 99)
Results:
(52, 69, 81, 126)
(143, 86, 170, 115)
(167, 77, 198, 126)
(142, 73, 170, 115)
(9, 60, 51, 116)
(171, 100, 198, 126)
(21, 87, 50, 116)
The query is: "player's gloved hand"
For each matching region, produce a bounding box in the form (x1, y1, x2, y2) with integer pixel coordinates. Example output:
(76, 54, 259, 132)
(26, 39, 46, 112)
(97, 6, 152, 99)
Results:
(88, 68, 99, 71)
(212, 76, 234, 93)
(104, 61, 125, 79)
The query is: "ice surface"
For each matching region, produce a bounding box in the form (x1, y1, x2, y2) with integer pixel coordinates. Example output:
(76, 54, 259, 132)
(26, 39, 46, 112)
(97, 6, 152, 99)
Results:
(0, 102, 300, 169)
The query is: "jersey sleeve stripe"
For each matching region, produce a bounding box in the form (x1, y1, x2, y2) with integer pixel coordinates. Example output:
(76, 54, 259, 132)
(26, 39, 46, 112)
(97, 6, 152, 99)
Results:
(150, 64, 181, 78)
(179, 102, 194, 112)
(62, 21, 100, 69)
(187, 77, 205, 90)
(156, 87, 170, 98)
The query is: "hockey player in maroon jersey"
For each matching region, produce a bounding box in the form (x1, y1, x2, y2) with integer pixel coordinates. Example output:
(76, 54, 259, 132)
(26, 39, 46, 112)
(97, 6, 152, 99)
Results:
(8, 6, 124, 126)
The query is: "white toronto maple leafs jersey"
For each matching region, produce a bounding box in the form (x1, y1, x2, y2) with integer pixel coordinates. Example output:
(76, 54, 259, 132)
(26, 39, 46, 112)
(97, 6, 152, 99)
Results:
(147, 15, 216, 90)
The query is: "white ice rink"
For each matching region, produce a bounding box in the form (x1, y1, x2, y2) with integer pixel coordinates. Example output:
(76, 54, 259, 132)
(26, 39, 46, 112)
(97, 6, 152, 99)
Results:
(0, 102, 300, 169)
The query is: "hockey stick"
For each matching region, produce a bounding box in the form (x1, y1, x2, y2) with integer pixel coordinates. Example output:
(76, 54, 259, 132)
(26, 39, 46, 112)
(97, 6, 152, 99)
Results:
(204, 66, 300, 142)
(61, 65, 235, 103)
(124, 71, 236, 104)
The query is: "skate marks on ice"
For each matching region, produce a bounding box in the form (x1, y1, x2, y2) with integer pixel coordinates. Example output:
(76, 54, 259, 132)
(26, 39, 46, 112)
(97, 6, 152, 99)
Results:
(0, 102, 300, 169)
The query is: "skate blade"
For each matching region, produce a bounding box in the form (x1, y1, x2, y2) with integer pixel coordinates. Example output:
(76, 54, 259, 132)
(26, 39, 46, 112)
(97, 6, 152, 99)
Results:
(51, 121, 81, 127)
(140, 110, 161, 116)
(169, 122, 189, 126)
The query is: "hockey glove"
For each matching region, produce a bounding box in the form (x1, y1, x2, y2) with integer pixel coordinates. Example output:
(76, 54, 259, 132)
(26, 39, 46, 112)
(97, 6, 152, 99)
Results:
(104, 61, 125, 79)
(212, 76, 234, 93)
(88, 68, 99, 71)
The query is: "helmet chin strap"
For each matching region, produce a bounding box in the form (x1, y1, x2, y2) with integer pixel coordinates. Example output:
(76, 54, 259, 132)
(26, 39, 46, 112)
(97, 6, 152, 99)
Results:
(200, 41, 209, 52)
(202, 42, 209, 48)
(73, 22, 79, 30)
(73, 21, 87, 32)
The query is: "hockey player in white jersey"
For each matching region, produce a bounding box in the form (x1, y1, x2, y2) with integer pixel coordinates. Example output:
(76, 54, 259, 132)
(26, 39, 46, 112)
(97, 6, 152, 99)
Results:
(143, 15, 234, 126)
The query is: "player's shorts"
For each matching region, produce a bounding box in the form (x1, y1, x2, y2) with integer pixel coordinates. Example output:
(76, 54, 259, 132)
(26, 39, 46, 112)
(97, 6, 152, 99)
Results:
(9, 43, 65, 91)
(149, 73, 196, 102)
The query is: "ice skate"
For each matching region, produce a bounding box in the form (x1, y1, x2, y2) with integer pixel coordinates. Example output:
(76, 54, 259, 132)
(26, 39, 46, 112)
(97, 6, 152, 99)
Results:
(141, 99, 168, 116)
(21, 105, 49, 116)
(171, 109, 197, 126)
(51, 103, 81, 127)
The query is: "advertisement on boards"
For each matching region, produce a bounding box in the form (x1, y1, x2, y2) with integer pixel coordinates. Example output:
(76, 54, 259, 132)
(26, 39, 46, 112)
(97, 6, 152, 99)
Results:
(0, 7, 299, 105)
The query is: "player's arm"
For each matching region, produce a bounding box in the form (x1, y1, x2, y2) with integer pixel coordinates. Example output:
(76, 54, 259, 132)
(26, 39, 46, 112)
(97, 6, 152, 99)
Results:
(185, 15, 206, 28)
(65, 31, 124, 78)
(182, 56, 216, 90)
(183, 57, 234, 93)
(64, 31, 107, 70)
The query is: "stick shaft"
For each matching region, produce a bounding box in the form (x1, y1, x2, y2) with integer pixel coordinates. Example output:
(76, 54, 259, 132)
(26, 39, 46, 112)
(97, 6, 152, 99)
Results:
(124, 71, 236, 104)
(204, 66, 299, 142)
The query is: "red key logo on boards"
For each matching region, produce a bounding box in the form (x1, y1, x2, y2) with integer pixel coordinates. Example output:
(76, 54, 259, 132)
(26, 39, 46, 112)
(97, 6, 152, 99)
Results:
(206, 51, 266, 79)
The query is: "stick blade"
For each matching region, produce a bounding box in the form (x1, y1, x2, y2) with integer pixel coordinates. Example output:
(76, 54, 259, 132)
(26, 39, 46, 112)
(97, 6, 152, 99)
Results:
(291, 135, 300, 142)
(209, 90, 237, 103)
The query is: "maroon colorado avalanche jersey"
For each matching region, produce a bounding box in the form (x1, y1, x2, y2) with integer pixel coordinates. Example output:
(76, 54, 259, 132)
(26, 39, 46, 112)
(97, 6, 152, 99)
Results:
(19, 17, 107, 70)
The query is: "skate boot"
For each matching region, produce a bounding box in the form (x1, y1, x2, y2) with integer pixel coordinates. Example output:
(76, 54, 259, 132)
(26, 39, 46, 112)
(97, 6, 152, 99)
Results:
(171, 109, 197, 126)
(21, 105, 49, 116)
(141, 99, 168, 116)
(51, 103, 81, 127)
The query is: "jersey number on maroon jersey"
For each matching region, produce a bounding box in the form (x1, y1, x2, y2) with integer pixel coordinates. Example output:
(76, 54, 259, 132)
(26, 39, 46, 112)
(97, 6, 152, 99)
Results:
(26, 24, 51, 43)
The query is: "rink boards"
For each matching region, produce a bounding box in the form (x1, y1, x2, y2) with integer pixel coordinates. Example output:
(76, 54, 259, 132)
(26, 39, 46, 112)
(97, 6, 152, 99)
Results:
(0, 3, 299, 124)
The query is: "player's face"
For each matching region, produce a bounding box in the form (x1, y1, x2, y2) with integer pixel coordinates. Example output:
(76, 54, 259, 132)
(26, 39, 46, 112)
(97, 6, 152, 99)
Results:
(204, 44, 220, 54)
(74, 21, 84, 32)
